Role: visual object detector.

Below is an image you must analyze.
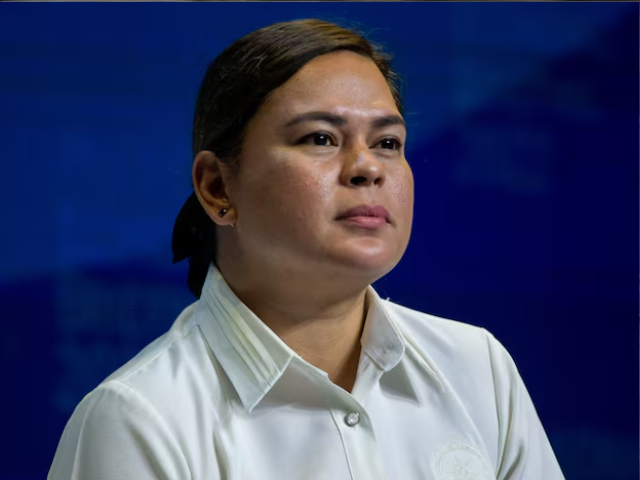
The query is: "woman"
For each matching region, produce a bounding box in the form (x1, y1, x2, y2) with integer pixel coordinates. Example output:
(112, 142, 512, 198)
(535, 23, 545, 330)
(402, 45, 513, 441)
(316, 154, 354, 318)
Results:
(49, 19, 564, 480)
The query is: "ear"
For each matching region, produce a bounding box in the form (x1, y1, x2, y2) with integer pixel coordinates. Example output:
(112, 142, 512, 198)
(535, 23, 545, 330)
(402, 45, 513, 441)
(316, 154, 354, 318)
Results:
(192, 151, 237, 227)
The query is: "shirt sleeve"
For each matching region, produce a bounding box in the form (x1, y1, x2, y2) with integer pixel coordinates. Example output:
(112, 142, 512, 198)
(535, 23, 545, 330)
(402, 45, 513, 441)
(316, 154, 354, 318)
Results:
(48, 380, 192, 480)
(484, 330, 565, 480)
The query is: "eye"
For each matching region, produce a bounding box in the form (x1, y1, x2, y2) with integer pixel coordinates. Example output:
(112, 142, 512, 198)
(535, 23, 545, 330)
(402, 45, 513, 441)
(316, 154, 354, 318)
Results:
(378, 138, 402, 150)
(300, 132, 337, 147)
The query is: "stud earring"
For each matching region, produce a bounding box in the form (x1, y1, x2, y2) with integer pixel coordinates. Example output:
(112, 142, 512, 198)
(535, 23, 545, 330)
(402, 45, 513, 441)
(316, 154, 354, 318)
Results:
(218, 208, 229, 217)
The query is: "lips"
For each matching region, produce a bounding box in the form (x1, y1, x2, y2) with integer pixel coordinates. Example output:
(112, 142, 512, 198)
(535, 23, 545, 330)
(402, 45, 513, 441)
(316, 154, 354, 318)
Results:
(336, 205, 390, 222)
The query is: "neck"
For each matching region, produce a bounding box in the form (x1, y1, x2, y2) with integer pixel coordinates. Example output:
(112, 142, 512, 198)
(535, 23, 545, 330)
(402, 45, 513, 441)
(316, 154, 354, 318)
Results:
(215, 256, 370, 391)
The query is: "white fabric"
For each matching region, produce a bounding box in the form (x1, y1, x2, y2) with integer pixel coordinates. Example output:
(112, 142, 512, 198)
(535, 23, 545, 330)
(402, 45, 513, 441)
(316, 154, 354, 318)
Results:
(49, 263, 565, 480)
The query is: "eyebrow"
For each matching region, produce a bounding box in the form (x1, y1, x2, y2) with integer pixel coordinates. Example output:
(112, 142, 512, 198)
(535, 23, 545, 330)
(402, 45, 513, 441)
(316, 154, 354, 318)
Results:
(284, 111, 406, 131)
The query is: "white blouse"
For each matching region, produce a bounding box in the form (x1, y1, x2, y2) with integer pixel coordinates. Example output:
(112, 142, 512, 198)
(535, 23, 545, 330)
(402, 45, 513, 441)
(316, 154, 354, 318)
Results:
(49, 263, 565, 480)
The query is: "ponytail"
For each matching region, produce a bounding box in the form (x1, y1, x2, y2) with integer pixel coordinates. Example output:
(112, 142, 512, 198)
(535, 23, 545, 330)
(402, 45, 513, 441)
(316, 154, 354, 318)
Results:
(171, 192, 217, 299)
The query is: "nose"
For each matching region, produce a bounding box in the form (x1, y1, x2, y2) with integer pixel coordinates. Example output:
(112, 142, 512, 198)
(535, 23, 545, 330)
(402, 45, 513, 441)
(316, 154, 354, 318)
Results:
(339, 145, 385, 188)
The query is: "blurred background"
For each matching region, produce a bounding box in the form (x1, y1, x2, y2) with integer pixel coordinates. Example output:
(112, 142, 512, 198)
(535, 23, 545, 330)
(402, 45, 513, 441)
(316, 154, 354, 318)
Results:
(0, 3, 637, 479)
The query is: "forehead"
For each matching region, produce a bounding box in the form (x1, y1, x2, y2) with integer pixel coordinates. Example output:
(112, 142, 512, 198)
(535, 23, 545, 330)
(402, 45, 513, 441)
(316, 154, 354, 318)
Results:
(263, 50, 399, 117)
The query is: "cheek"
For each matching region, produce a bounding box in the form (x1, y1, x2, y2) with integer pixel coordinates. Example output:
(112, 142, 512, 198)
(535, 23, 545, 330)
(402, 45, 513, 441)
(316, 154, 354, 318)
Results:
(282, 169, 334, 231)
(243, 161, 333, 233)
(389, 164, 415, 215)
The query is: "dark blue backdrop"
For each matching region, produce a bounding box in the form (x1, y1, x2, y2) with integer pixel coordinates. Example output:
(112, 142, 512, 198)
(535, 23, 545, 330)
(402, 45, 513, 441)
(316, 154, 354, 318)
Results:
(0, 3, 637, 480)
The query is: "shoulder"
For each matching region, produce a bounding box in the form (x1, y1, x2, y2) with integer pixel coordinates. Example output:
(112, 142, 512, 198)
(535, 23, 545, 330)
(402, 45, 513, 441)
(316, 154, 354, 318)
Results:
(49, 378, 192, 479)
(100, 302, 202, 389)
(382, 299, 519, 388)
(85, 300, 227, 436)
(50, 301, 225, 479)
(383, 299, 496, 358)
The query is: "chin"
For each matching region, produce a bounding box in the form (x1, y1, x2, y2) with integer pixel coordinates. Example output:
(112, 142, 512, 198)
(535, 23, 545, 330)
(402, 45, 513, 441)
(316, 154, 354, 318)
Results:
(332, 250, 398, 278)
(316, 236, 404, 278)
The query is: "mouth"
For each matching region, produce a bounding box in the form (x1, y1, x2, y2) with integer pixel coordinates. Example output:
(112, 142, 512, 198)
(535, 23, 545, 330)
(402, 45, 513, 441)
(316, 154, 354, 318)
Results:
(338, 216, 388, 229)
(336, 204, 390, 230)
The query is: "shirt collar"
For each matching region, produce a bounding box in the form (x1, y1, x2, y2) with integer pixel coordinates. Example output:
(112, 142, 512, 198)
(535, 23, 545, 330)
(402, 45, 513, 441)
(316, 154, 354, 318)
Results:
(195, 263, 443, 412)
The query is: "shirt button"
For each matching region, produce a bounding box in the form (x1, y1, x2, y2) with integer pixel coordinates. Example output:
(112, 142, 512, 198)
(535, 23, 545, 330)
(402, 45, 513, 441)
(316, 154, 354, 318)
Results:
(344, 411, 360, 427)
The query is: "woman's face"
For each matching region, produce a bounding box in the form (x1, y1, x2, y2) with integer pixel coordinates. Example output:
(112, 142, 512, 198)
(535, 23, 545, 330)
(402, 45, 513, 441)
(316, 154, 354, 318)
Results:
(226, 50, 414, 282)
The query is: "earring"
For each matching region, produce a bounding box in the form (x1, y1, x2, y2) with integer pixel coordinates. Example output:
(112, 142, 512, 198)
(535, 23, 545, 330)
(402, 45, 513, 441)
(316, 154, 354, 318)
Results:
(219, 207, 235, 227)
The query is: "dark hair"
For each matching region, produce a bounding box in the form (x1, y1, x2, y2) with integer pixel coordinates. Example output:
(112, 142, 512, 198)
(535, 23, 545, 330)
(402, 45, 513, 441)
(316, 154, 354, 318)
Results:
(172, 18, 403, 299)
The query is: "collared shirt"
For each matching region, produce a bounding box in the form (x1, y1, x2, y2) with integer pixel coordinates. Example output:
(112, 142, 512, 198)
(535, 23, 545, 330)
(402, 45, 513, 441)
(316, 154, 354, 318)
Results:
(49, 263, 565, 480)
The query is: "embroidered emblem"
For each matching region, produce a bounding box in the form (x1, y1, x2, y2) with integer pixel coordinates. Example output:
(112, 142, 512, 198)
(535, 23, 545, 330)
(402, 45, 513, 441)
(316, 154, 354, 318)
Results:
(431, 442, 494, 480)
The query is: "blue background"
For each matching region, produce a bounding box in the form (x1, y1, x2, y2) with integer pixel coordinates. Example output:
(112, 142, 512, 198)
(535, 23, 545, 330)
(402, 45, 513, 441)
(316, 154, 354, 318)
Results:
(0, 3, 637, 479)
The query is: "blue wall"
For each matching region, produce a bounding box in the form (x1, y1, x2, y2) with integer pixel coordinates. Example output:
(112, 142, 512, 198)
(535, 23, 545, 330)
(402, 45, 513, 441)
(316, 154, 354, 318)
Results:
(0, 3, 637, 479)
